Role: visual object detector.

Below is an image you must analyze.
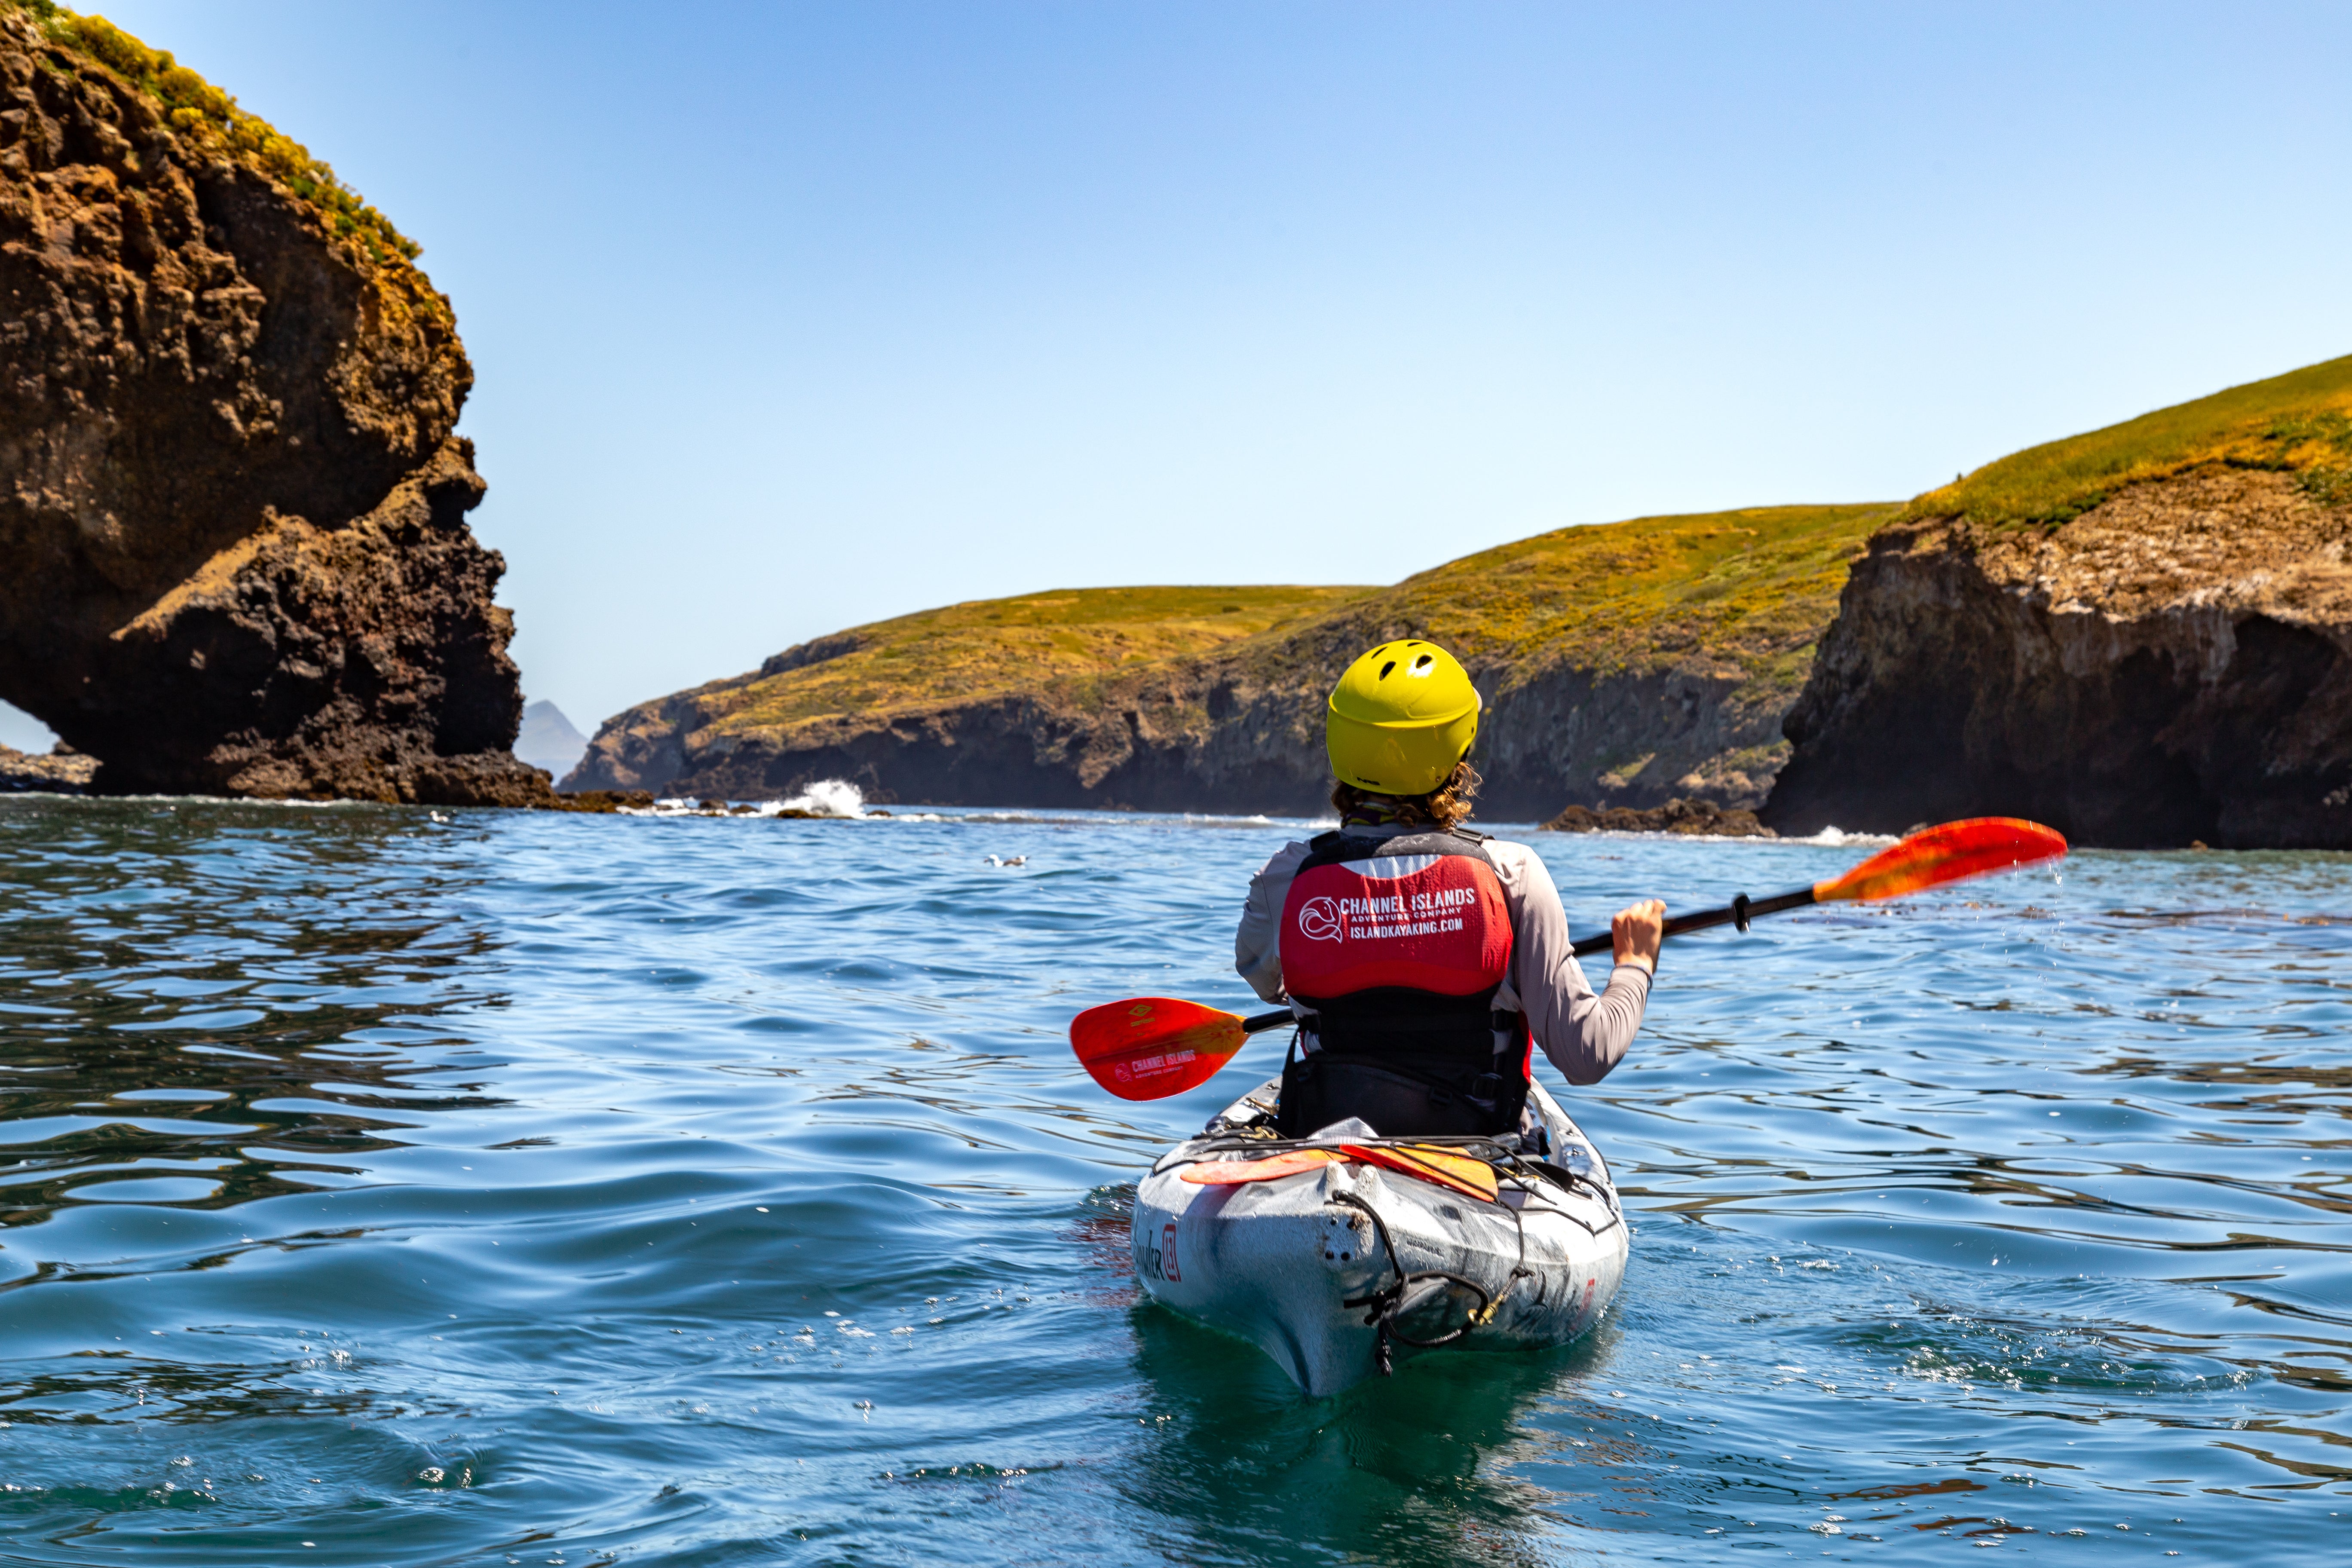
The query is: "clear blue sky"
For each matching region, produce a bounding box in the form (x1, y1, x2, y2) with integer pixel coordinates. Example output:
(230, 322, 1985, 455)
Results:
(5, 1, 2348, 752)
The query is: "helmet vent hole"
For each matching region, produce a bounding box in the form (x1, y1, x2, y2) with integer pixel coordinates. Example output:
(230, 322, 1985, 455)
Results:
(1378, 661, 1396, 680)
(1414, 653, 1433, 669)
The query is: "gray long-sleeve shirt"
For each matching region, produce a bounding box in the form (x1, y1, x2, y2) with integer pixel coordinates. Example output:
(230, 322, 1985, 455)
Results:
(1234, 823, 1651, 1086)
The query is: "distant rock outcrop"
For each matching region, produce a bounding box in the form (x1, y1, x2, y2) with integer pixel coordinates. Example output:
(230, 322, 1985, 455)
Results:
(1766, 358, 2352, 848)
(567, 505, 1891, 818)
(0, 10, 549, 805)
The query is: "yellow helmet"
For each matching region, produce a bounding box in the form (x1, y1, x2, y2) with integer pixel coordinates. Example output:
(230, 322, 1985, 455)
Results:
(1325, 639, 1480, 795)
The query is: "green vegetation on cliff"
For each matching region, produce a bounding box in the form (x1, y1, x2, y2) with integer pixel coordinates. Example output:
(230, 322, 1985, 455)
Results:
(1903, 352, 2352, 531)
(1221, 501, 1898, 698)
(687, 505, 1895, 754)
(7, 3, 425, 273)
(702, 585, 1374, 740)
(573, 501, 1897, 812)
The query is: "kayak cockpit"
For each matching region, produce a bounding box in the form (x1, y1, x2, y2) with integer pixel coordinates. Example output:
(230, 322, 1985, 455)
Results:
(1130, 1077, 1628, 1396)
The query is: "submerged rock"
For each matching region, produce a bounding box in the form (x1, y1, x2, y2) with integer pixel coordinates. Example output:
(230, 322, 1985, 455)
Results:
(0, 12, 541, 805)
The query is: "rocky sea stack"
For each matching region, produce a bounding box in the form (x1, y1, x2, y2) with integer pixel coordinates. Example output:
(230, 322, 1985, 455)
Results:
(0, 7, 551, 804)
(1765, 357, 2352, 848)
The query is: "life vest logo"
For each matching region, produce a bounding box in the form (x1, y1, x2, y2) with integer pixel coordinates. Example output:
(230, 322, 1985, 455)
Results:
(1277, 850, 1513, 997)
(1295, 885, 1479, 943)
(1297, 896, 1344, 941)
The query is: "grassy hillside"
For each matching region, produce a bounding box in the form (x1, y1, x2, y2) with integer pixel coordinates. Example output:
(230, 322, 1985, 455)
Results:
(700, 585, 1374, 740)
(1215, 501, 1898, 700)
(686, 506, 1894, 750)
(581, 503, 1900, 813)
(1901, 352, 2352, 531)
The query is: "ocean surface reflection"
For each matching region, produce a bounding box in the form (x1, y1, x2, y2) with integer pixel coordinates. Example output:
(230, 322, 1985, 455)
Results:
(0, 796, 2345, 1564)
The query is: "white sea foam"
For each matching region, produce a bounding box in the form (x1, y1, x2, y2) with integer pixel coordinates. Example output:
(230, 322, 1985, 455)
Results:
(634, 779, 878, 818)
(772, 779, 868, 818)
(1537, 823, 1898, 846)
(1794, 826, 1897, 848)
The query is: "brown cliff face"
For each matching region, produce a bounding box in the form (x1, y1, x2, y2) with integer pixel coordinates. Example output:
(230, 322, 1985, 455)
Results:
(0, 10, 549, 804)
(1764, 468, 2352, 847)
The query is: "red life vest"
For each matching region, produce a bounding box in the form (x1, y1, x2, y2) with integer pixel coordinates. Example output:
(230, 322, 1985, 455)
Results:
(1279, 837, 1512, 999)
(1273, 827, 1529, 1137)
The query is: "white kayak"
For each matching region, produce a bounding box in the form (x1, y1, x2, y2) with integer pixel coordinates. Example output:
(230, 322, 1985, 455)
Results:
(1130, 1076, 1628, 1397)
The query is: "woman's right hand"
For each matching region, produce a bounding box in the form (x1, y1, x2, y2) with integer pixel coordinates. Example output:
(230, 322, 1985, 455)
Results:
(1611, 898, 1666, 975)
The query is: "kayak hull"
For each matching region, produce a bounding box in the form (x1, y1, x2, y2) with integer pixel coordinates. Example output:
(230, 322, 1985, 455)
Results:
(1130, 1078, 1627, 1397)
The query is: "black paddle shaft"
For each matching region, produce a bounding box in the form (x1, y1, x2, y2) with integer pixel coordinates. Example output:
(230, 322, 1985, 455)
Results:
(1567, 884, 1818, 959)
(1235, 882, 1818, 1035)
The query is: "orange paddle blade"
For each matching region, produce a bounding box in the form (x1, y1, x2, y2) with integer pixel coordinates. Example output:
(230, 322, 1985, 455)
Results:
(1179, 1148, 1342, 1185)
(1070, 997, 1247, 1101)
(1814, 817, 2068, 905)
(1340, 1143, 1500, 1204)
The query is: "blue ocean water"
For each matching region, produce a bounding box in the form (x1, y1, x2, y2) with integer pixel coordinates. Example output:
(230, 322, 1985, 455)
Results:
(0, 796, 2346, 1565)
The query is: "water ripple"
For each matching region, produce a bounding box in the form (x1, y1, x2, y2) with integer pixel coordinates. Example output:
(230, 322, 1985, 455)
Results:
(0, 799, 2344, 1562)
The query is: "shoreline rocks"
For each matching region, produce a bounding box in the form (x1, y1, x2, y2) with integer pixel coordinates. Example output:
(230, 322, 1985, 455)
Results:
(1543, 797, 1776, 837)
(0, 743, 98, 793)
(556, 789, 655, 813)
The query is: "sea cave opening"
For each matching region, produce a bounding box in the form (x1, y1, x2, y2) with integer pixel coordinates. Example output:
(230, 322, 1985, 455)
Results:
(0, 698, 59, 757)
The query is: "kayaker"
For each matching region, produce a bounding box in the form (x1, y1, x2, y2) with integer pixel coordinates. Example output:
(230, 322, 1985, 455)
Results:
(1234, 639, 1665, 1139)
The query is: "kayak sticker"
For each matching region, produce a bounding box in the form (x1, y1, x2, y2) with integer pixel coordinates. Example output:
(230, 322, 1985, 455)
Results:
(1135, 1219, 1181, 1283)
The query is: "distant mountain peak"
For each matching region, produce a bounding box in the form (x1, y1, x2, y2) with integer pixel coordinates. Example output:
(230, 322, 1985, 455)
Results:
(517, 701, 590, 777)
